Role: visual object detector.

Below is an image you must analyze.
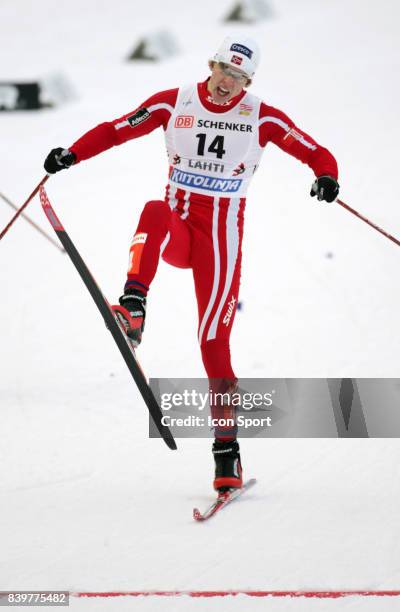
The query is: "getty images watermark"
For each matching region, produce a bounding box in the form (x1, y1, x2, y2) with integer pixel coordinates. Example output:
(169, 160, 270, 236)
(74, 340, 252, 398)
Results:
(160, 388, 273, 430)
(150, 378, 400, 439)
(149, 379, 277, 438)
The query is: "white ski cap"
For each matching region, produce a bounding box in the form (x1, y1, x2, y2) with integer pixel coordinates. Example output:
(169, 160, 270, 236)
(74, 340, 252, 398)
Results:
(211, 35, 260, 78)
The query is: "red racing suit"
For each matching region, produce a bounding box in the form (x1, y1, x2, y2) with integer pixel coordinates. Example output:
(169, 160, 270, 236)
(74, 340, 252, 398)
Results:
(69, 79, 338, 383)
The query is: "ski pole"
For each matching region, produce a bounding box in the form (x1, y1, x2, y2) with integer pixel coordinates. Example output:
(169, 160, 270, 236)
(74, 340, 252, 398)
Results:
(336, 198, 400, 248)
(0, 175, 49, 242)
(0, 188, 64, 252)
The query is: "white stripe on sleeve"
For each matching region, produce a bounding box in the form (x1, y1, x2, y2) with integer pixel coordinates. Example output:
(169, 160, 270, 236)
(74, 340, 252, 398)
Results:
(114, 119, 129, 130)
(147, 102, 174, 114)
(114, 103, 174, 131)
(259, 115, 290, 131)
(259, 116, 317, 151)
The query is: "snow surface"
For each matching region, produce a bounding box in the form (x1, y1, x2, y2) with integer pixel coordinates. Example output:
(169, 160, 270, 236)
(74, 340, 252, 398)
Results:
(1, 0, 400, 610)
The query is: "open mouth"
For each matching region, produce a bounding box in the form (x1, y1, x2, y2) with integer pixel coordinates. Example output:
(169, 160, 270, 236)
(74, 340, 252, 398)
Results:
(216, 86, 230, 98)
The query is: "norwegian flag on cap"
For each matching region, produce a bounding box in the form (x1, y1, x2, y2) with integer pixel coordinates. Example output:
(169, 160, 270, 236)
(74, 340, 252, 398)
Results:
(231, 54, 243, 65)
(211, 35, 260, 78)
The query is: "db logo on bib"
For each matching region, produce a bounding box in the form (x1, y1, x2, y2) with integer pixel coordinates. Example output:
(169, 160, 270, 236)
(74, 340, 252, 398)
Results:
(175, 115, 194, 128)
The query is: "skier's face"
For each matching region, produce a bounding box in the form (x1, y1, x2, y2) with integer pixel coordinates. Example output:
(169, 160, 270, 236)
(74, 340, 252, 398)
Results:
(207, 62, 249, 104)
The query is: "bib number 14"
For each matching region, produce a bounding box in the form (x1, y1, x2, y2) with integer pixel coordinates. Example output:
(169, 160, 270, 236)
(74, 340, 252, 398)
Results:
(196, 133, 226, 159)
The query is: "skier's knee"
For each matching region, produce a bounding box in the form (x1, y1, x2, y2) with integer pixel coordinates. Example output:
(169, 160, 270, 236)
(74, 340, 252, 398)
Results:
(141, 200, 170, 224)
(200, 338, 235, 380)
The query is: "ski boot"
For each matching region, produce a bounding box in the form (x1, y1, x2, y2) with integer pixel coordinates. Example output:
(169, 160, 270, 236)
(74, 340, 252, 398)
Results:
(112, 289, 146, 348)
(212, 439, 243, 492)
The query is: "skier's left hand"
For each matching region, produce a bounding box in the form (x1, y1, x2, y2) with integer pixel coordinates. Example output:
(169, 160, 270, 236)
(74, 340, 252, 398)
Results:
(310, 175, 339, 203)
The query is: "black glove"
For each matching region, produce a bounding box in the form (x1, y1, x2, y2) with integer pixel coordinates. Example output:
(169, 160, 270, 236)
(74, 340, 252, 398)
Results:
(310, 175, 339, 203)
(44, 148, 76, 174)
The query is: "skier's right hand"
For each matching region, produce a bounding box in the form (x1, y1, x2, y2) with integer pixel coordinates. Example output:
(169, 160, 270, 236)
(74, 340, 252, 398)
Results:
(44, 148, 76, 174)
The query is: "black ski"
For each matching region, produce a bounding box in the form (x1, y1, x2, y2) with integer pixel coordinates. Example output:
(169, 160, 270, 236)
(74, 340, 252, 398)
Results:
(40, 185, 176, 450)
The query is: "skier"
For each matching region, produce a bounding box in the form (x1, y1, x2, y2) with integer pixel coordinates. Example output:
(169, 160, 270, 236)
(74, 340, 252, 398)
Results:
(44, 35, 339, 493)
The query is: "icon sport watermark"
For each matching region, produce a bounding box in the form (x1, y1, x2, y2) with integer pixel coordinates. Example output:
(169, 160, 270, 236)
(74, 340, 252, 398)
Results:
(148, 378, 400, 439)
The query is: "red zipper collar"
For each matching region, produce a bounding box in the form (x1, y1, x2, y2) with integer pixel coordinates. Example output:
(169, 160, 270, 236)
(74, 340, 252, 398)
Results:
(197, 78, 247, 113)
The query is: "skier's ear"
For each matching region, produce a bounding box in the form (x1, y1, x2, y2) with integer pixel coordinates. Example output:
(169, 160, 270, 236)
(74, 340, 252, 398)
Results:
(208, 60, 216, 72)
